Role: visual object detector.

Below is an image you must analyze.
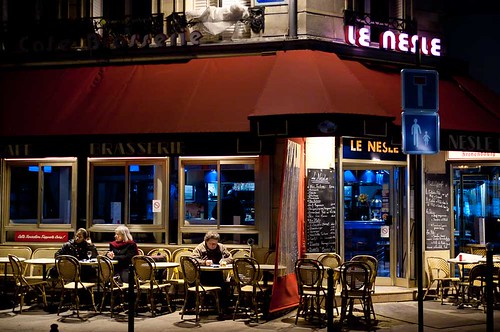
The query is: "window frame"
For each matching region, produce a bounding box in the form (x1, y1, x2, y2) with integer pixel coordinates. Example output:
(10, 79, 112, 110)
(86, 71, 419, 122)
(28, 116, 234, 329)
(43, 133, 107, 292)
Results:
(178, 156, 260, 244)
(87, 157, 170, 235)
(2, 158, 77, 231)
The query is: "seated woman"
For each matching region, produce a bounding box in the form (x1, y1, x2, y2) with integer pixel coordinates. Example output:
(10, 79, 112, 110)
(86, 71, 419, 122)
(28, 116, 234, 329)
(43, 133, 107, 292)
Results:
(106, 225, 138, 283)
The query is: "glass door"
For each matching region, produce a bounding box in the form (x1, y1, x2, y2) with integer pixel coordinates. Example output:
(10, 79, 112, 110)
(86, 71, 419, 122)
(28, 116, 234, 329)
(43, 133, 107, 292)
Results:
(342, 165, 406, 283)
(452, 165, 500, 254)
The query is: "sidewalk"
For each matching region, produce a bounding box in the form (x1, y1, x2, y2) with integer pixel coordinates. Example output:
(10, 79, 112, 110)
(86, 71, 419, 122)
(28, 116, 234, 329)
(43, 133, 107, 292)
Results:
(0, 300, 498, 332)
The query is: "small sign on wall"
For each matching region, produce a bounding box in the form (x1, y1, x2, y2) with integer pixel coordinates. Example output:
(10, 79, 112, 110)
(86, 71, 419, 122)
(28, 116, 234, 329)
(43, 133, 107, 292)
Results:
(15, 231, 68, 242)
(152, 200, 161, 213)
(380, 226, 390, 238)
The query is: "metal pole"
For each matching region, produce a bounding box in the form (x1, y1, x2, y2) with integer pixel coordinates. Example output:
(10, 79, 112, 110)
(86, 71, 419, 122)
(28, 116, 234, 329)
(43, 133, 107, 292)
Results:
(486, 242, 494, 332)
(128, 264, 135, 332)
(326, 268, 334, 331)
(415, 154, 424, 332)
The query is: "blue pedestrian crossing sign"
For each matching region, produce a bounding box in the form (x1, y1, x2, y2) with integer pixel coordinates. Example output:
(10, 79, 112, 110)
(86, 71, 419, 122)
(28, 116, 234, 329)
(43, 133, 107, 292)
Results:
(402, 112, 440, 154)
(401, 69, 439, 112)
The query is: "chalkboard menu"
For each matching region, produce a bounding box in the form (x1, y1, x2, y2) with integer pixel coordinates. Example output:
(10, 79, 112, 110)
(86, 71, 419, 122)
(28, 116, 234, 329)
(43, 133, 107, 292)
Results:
(425, 173, 451, 250)
(306, 169, 336, 253)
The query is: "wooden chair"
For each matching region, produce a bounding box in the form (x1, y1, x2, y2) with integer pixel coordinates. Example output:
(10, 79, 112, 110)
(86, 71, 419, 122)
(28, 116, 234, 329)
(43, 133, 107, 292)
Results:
(466, 264, 499, 312)
(424, 257, 459, 304)
(294, 258, 326, 325)
(132, 255, 171, 316)
(180, 255, 221, 322)
(8, 254, 47, 313)
(55, 255, 97, 318)
(339, 261, 374, 326)
(97, 255, 128, 317)
(232, 257, 270, 322)
(318, 253, 342, 315)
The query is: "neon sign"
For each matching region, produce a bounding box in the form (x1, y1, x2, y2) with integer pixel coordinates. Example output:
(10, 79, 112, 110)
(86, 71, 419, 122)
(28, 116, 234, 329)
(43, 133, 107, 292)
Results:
(344, 25, 441, 57)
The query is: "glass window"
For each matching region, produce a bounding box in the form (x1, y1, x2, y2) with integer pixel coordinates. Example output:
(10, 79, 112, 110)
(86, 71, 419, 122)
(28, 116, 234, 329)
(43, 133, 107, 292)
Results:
(179, 157, 258, 245)
(6, 159, 76, 226)
(89, 159, 168, 227)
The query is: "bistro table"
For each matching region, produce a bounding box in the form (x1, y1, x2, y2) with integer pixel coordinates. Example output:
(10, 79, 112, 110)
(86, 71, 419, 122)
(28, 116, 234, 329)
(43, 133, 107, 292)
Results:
(448, 254, 481, 308)
(24, 258, 54, 281)
(152, 261, 179, 282)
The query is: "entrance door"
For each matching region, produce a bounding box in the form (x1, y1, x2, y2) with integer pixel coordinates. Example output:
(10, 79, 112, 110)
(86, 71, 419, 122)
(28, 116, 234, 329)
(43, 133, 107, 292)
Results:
(342, 165, 406, 284)
(452, 165, 500, 254)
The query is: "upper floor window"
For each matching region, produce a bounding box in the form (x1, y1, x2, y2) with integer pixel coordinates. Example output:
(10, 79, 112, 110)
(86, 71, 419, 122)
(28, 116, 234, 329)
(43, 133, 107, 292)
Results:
(5, 158, 77, 226)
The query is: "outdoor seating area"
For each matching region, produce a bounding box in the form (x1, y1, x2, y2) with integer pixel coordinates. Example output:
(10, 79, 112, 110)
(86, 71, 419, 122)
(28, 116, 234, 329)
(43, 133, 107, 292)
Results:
(0, 245, 385, 328)
(424, 252, 500, 311)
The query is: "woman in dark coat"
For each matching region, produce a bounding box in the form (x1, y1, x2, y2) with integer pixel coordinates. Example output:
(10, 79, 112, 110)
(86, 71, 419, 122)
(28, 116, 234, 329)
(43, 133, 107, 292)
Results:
(106, 225, 138, 282)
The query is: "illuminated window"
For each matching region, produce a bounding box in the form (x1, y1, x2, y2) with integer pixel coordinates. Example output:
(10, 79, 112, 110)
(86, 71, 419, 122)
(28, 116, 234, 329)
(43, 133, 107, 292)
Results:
(179, 157, 258, 245)
(5, 158, 77, 227)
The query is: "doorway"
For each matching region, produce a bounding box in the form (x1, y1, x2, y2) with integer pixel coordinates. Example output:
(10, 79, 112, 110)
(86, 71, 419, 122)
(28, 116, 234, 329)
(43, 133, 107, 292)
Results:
(341, 164, 407, 285)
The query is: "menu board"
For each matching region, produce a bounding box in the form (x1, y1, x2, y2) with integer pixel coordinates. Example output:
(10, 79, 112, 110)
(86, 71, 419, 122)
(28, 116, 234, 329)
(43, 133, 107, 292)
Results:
(306, 169, 336, 253)
(425, 173, 451, 250)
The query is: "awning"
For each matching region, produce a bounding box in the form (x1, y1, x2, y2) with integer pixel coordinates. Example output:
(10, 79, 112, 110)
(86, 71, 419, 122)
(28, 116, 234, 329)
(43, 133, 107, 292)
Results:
(1, 50, 499, 137)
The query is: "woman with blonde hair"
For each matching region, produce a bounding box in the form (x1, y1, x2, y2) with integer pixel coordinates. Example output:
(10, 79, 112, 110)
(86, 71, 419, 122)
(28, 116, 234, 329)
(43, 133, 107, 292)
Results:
(106, 225, 138, 282)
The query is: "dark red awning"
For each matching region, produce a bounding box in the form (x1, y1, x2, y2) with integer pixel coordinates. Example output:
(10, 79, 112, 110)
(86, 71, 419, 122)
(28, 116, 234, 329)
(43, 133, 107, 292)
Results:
(1, 50, 499, 137)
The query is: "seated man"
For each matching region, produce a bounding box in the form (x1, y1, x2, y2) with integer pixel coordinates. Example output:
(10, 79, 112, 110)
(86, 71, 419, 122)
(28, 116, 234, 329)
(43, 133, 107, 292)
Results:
(53, 228, 98, 282)
(192, 231, 233, 311)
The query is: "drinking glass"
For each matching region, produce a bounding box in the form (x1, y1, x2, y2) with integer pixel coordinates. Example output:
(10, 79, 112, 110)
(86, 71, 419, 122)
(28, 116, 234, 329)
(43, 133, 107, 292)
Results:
(87, 250, 92, 261)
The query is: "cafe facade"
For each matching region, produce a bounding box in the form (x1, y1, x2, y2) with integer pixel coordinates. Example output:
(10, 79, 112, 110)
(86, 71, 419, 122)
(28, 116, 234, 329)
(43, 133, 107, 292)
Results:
(1, 0, 500, 291)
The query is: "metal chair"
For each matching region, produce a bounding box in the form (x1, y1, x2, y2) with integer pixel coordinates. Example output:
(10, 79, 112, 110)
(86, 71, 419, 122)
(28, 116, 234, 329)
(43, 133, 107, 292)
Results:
(350, 254, 377, 319)
(294, 258, 326, 325)
(232, 257, 270, 322)
(55, 255, 97, 318)
(8, 254, 47, 313)
(132, 255, 172, 316)
(229, 248, 251, 259)
(318, 253, 342, 315)
(97, 255, 128, 317)
(169, 248, 194, 304)
(339, 261, 374, 325)
(147, 248, 172, 262)
(180, 255, 221, 321)
(424, 257, 459, 304)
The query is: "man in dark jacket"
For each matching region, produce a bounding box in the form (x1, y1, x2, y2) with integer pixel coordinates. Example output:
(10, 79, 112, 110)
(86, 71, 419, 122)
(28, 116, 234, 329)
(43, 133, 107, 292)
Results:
(53, 228, 98, 281)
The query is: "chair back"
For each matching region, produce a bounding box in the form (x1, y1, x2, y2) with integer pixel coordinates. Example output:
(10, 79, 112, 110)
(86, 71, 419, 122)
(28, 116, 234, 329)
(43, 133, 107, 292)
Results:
(147, 248, 172, 262)
(171, 248, 194, 279)
(294, 258, 324, 294)
(426, 256, 451, 281)
(56, 255, 81, 284)
(351, 255, 378, 290)
(229, 248, 251, 259)
(468, 264, 496, 288)
(29, 247, 59, 277)
(318, 253, 343, 285)
(233, 257, 261, 288)
(132, 255, 156, 284)
(97, 255, 115, 287)
(340, 261, 371, 294)
(180, 256, 200, 288)
(264, 250, 276, 265)
(8, 254, 27, 286)
(0, 246, 32, 275)
(137, 248, 145, 256)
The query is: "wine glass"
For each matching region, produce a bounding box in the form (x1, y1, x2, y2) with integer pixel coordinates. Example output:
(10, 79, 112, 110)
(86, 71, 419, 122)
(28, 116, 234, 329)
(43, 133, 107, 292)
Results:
(87, 250, 92, 261)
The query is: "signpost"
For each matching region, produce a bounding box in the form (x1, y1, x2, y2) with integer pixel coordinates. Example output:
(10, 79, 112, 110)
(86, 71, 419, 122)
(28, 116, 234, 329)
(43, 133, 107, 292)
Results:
(401, 69, 439, 332)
